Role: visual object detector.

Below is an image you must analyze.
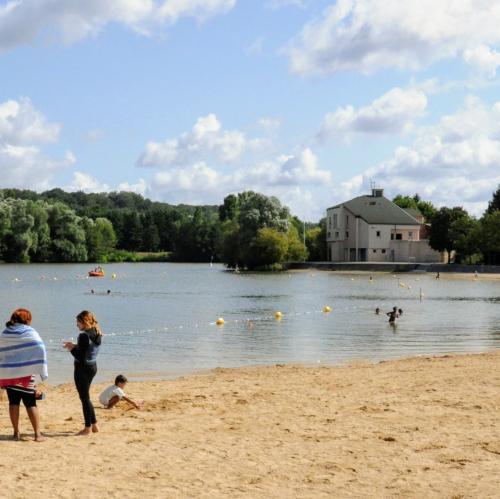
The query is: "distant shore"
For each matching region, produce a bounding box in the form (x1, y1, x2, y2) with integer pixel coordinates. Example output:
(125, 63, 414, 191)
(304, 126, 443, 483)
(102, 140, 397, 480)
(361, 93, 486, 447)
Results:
(287, 262, 500, 274)
(2, 351, 499, 497)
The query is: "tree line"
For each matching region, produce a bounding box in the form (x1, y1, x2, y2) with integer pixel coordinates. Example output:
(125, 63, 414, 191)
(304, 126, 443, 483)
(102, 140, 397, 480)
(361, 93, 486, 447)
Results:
(1, 186, 498, 266)
(0, 188, 324, 267)
(393, 187, 500, 265)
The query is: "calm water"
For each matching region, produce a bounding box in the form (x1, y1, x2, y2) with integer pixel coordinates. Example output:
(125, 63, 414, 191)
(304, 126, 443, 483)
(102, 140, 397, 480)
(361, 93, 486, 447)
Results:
(1, 263, 499, 384)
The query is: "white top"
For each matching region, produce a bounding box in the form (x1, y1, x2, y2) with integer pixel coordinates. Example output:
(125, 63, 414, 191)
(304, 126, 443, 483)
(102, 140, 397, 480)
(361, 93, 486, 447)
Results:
(99, 384, 125, 407)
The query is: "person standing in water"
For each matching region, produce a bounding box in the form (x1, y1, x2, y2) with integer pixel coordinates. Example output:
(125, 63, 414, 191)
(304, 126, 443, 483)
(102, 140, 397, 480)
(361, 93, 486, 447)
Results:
(387, 307, 399, 323)
(63, 310, 102, 436)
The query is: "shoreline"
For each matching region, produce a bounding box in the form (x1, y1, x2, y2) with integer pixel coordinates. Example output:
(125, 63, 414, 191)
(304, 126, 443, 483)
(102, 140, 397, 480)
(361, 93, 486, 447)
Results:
(42, 347, 500, 387)
(2, 351, 500, 497)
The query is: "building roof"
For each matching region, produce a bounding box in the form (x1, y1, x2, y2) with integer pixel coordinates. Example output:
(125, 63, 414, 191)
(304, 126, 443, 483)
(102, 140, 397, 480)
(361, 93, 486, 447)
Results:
(332, 195, 421, 225)
(402, 207, 423, 219)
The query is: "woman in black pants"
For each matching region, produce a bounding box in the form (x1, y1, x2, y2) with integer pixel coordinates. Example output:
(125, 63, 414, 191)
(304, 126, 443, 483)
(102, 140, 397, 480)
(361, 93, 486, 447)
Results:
(64, 310, 102, 436)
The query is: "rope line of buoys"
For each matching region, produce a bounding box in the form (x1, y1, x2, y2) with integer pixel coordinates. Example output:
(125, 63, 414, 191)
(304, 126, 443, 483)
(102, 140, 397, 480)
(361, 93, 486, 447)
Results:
(42, 306, 338, 349)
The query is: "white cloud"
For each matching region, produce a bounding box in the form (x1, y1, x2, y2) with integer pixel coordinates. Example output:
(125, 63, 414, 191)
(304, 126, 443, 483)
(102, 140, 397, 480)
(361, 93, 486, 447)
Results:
(67, 171, 111, 193)
(158, 0, 235, 25)
(146, 146, 331, 214)
(337, 96, 500, 216)
(0, 98, 74, 190)
(463, 44, 500, 78)
(0, 98, 60, 145)
(138, 113, 262, 167)
(287, 0, 500, 75)
(0, 0, 236, 51)
(153, 161, 219, 192)
(266, 0, 306, 9)
(138, 115, 331, 216)
(245, 148, 331, 186)
(117, 178, 148, 196)
(257, 117, 282, 132)
(318, 86, 427, 142)
(0, 146, 75, 191)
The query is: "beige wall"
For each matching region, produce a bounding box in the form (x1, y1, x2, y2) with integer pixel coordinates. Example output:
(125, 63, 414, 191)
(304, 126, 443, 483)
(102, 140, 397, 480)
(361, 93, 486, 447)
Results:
(389, 240, 443, 263)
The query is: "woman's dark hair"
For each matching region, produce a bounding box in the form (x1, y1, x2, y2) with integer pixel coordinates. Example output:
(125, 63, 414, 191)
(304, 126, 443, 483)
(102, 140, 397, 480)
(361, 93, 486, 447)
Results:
(6, 308, 32, 327)
(115, 374, 128, 385)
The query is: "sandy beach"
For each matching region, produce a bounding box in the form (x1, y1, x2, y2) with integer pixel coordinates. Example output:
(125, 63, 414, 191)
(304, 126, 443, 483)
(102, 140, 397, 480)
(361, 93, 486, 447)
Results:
(1, 352, 500, 498)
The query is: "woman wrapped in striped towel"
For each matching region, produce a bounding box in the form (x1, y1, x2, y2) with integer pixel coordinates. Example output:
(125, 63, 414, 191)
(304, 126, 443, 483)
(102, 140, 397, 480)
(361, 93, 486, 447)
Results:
(0, 308, 47, 442)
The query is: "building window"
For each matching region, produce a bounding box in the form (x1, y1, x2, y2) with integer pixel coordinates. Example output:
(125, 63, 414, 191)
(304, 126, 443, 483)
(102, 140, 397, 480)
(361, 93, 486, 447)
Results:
(345, 231, 349, 238)
(408, 231, 413, 239)
(346, 215, 349, 225)
(391, 233, 394, 240)
(382, 249, 386, 254)
(373, 249, 377, 253)
(327, 232, 331, 238)
(333, 214, 338, 228)
(376, 230, 381, 237)
(328, 218, 331, 229)
(335, 231, 339, 238)
(396, 233, 402, 240)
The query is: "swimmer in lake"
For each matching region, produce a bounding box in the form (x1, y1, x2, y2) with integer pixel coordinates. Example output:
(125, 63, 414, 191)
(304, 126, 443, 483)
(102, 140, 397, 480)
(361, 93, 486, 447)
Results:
(387, 307, 398, 323)
(375, 307, 381, 315)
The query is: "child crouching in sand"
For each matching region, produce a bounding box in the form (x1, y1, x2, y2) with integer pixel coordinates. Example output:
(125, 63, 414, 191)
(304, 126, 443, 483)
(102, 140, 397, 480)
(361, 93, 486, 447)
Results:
(99, 375, 142, 409)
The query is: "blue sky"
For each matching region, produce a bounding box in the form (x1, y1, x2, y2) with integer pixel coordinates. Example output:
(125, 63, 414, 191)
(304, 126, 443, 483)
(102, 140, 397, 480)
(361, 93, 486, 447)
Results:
(1, 0, 500, 220)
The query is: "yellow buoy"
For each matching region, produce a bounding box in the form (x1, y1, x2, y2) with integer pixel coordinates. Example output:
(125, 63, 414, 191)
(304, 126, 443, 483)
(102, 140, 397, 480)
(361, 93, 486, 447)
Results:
(275, 311, 283, 320)
(216, 318, 225, 326)
(112, 273, 117, 279)
(323, 306, 332, 313)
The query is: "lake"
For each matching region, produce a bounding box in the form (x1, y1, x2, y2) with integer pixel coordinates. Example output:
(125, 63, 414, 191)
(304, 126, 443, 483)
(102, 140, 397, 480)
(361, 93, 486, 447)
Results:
(1, 263, 499, 384)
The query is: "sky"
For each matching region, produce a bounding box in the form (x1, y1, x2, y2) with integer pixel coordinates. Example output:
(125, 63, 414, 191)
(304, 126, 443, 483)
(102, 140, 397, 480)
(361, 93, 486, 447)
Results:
(1, 0, 500, 221)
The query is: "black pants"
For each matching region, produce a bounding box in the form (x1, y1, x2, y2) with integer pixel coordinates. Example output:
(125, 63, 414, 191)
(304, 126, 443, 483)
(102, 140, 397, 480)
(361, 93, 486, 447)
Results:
(74, 363, 97, 427)
(6, 387, 37, 408)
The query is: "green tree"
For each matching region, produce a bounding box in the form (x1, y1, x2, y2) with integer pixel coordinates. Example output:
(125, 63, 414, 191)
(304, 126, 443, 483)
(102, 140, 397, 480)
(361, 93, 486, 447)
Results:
(486, 185, 500, 214)
(428, 207, 470, 263)
(121, 212, 143, 251)
(286, 225, 308, 262)
(248, 227, 288, 269)
(393, 194, 436, 220)
(217, 220, 241, 268)
(46, 203, 88, 262)
(478, 211, 500, 264)
(173, 208, 219, 262)
(218, 194, 238, 222)
(88, 218, 117, 262)
(1, 199, 37, 263)
(0, 199, 12, 260)
(141, 212, 160, 252)
(449, 215, 479, 264)
(305, 218, 327, 261)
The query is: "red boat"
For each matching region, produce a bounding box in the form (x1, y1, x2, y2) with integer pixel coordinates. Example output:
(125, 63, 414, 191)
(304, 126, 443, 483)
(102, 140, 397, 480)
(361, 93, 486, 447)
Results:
(88, 268, 105, 277)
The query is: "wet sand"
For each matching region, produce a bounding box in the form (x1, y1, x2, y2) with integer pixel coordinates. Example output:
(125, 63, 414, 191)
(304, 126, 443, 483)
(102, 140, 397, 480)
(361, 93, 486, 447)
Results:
(1, 351, 500, 498)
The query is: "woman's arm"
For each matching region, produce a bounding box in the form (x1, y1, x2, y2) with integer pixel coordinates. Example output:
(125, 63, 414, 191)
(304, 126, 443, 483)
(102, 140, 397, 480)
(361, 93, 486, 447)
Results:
(69, 333, 89, 363)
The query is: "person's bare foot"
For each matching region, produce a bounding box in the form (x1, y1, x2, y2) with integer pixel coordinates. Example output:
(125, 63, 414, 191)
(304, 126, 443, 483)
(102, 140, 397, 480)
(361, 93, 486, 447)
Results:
(91, 423, 99, 433)
(12, 432, 20, 441)
(34, 434, 46, 442)
(77, 427, 91, 436)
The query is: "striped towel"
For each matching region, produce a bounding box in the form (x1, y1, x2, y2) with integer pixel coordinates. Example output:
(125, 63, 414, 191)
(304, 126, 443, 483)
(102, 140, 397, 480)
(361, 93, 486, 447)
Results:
(0, 324, 48, 383)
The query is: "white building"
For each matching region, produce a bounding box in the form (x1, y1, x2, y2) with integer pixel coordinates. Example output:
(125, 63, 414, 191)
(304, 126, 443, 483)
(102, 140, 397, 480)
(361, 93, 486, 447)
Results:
(326, 189, 443, 263)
